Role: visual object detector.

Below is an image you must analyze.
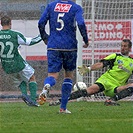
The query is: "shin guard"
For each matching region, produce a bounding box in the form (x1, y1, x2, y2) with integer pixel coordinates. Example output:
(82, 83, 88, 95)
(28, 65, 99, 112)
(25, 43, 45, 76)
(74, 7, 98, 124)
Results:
(112, 87, 133, 101)
(60, 79, 73, 110)
(29, 81, 37, 102)
(69, 89, 88, 100)
(19, 81, 27, 95)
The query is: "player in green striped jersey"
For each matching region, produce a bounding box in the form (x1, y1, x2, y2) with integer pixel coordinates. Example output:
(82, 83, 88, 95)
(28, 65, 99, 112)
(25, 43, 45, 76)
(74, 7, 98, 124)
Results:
(0, 15, 42, 106)
(50, 39, 133, 106)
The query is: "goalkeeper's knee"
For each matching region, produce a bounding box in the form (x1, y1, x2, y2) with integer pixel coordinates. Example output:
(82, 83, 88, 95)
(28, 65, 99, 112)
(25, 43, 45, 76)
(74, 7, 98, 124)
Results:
(111, 87, 133, 101)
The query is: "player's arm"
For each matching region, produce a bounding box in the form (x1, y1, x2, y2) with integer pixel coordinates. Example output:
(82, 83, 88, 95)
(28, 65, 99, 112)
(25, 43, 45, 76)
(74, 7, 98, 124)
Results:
(78, 62, 103, 76)
(38, 4, 49, 44)
(17, 34, 42, 46)
(75, 5, 89, 47)
(78, 53, 117, 75)
(86, 59, 115, 71)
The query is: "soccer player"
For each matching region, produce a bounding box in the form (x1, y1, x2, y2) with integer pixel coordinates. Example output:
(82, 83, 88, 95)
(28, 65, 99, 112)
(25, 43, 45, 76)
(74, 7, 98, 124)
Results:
(38, 0, 89, 113)
(0, 15, 42, 107)
(50, 39, 133, 106)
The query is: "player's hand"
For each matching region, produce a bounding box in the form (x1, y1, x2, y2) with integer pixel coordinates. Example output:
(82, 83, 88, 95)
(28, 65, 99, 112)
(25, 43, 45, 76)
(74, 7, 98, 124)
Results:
(78, 65, 91, 76)
(43, 39, 48, 45)
(83, 42, 89, 48)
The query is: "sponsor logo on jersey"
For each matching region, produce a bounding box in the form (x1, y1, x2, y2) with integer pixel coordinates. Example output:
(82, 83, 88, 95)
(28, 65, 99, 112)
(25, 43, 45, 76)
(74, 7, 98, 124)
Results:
(130, 63, 133, 67)
(117, 59, 131, 73)
(54, 3, 72, 12)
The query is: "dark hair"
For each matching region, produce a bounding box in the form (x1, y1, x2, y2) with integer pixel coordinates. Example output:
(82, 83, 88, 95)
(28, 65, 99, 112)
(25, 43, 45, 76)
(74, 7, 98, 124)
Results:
(1, 15, 11, 26)
(122, 39, 132, 48)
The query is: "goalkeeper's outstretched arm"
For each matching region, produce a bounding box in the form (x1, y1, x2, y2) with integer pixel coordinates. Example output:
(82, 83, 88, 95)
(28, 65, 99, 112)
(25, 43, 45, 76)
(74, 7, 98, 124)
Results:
(78, 62, 104, 76)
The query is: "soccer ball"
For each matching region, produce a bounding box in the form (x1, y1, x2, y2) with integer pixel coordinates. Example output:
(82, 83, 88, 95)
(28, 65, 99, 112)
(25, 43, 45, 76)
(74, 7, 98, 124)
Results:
(73, 82, 87, 91)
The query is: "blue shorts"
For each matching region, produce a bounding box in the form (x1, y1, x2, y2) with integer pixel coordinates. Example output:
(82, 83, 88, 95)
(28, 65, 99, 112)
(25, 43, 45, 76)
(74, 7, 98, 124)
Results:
(47, 50, 77, 73)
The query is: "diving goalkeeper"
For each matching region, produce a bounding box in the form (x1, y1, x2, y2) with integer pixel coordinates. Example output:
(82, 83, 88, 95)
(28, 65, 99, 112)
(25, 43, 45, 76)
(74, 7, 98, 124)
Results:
(50, 39, 133, 106)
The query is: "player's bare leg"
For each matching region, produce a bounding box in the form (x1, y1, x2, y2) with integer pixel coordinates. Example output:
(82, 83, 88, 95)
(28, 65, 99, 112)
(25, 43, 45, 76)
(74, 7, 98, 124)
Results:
(105, 84, 133, 106)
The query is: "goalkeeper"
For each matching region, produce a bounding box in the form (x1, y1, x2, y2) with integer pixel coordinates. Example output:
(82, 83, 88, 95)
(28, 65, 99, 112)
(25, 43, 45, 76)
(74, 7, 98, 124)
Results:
(50, 39, 133, 106)
(0, 15, 42, 107)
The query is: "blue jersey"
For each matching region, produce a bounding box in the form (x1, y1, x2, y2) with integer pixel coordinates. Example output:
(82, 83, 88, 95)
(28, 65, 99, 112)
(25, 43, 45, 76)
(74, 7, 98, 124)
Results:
(38, 0, 88, 50)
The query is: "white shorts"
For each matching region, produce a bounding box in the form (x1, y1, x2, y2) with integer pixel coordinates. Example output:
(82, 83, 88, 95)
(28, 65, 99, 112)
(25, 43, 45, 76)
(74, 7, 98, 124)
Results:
(10, 63, 35, 87)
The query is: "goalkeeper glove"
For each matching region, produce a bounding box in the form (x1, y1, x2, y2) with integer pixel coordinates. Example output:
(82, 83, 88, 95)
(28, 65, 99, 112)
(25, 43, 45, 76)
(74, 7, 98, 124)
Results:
(78, 65, 91, 76)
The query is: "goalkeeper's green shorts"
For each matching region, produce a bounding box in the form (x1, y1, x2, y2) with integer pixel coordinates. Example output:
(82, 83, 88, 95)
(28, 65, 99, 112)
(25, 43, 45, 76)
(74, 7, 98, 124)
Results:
(95, 75, 121, 97)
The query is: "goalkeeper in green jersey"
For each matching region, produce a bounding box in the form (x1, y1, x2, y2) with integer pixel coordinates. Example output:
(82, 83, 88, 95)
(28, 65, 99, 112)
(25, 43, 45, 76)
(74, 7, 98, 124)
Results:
(50, 39, 133, 106)
(0, 15, 42, 107)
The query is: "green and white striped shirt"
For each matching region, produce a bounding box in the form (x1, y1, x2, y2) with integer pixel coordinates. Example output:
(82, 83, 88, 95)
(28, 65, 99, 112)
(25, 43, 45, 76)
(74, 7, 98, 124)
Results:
(0, 29, 42, 74)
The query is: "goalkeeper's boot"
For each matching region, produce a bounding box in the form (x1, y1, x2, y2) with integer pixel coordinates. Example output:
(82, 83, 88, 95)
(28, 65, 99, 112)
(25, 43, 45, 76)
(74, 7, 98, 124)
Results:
(49, 99, 61, 106)
(104, 99, 120, 106)
(38, 84, 50, 105)
(59, 108, 71, 114)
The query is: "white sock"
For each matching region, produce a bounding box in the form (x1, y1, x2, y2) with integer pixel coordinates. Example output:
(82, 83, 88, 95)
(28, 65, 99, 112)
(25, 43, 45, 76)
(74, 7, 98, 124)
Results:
(42, 89, 47, 94)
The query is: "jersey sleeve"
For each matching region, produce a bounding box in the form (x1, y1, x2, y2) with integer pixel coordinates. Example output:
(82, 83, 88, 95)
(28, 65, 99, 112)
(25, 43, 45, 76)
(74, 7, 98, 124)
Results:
(100, 53, 117, 68)
(75, 5, 88, 44)
(38, 4, 49, 41)
(103, 53, 117, 60)
(17, 32, 42, 46)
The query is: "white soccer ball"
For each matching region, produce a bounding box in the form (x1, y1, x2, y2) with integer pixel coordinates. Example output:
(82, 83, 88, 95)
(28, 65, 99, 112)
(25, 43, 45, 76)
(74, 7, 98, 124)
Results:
(73, 82, 87, 91)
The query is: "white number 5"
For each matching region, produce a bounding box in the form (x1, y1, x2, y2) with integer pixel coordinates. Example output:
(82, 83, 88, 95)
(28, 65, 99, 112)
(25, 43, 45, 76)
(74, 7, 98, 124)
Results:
(56, 13, 65, 31)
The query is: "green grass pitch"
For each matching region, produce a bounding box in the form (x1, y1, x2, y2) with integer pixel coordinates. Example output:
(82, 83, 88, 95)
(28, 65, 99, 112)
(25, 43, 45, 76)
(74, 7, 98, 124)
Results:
(0, 101, 133, 133)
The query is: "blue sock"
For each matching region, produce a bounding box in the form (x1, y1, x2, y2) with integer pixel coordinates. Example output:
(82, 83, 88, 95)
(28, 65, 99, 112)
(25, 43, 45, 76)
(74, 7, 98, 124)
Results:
(60, 78, 73, 110)
(44, 76, 56, 87)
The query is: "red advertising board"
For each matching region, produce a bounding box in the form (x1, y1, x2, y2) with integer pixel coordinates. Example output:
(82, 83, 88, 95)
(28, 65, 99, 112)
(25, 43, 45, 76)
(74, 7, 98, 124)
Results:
(85, 20, 131, 41)
(83, 20, 132, 59)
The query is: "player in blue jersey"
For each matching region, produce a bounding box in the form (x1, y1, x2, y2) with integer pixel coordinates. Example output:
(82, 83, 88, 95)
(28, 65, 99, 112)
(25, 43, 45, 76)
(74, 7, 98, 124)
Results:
(0, 15, 42, 107)
(38, 0, 89, 113)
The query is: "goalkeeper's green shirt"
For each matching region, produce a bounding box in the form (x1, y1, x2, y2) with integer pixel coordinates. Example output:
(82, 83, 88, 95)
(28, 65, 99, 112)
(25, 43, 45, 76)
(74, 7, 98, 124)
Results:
(0, 29, 42, 74)
(96, 53, 133, 96)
